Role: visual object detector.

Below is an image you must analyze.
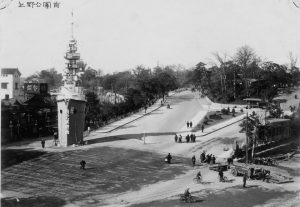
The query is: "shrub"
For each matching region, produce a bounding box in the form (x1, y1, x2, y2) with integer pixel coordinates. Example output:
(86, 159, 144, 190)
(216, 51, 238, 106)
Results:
(221, 108, 229, 115)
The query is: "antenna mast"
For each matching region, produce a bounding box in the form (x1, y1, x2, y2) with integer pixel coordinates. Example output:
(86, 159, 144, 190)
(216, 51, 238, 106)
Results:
(71, 10, 74, 40)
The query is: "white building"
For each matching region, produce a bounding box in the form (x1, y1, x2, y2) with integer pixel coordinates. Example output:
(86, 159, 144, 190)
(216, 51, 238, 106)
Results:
(1, 68, 21, 100)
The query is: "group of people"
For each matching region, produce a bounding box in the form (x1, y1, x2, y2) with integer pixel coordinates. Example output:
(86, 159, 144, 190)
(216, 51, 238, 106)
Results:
(186, 121, 193, 128)
(200, 151, 216, 165)
(174, 133, 197, 143)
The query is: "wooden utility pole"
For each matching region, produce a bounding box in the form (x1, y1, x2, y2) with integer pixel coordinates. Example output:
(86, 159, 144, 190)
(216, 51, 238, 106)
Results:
(245, 104, 249, 164)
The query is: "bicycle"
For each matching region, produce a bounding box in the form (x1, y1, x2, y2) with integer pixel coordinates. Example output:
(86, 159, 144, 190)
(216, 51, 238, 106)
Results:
(180, 194, 195, 203)
(219, 176, 229, 182)
(193, 177, 202, 184)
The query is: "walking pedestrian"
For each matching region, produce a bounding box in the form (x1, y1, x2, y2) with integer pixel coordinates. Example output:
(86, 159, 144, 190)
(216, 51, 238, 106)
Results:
(189, 121, 193, 128)
(191, 134, 195, 142)
(201, 125, 205, 133)
(41, 139, 45, 148)
(200, 151, 205, 163)
(53, 131, 58, 146)
(212, 155, 216, 164)
(80, 160, 86, 170)
(243, 172, 248, 187)
(174, 134, 178, 143)
(187, 121, 190, 128)
(186, 134, 190, 143)
(192, 155, 196, 167)
(219, 170, 224, 182)
(87, 126, 91, 135)
(179, 135, 182, 143)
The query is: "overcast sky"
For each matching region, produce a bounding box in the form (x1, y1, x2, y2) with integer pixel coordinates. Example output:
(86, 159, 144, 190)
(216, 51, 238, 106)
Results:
(1, 0, 300, 77)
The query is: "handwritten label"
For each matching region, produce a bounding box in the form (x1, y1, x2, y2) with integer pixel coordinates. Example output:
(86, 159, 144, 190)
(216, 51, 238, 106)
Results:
(19, 1, 61, 9)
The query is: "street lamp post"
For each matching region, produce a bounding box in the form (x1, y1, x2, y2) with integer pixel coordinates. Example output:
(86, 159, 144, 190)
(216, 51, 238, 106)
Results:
(246, 109, 249, 164)
(9, 120, 13, 139)
(17, 120, 20, 138)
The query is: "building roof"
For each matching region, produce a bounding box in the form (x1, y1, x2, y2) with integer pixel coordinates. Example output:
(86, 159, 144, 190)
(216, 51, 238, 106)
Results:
(1, 68, 21, 76)
(268, 118, 290, 124)
(243, 98, 262, 102)
(272, 97, 287, 103)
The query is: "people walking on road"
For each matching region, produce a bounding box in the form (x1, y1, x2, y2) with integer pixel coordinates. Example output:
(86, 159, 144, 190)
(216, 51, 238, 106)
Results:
(219, 170, 224, 182)
(41, 139, 45, 148)
(193, 134, 196, 142)
(201, 124, 205, 133)
(212, 155, 216, 164)
(192, 155, 196, 166)
(189, 121, 193, 128)
(186, 134, 190, 143)
(243, 172, 248, 187)
(200, 152, 205, 163)
(187, 121, 190, 128)
(174, 134, 178, 142)
(179, 135, 182, 143)
(53, 131, 58, 146)
(80, 160, 86, 170)
(166, 153, 172, 164)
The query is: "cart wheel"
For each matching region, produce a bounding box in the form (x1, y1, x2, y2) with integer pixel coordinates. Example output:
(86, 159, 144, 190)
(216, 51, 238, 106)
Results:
(231, 168, 238, 176)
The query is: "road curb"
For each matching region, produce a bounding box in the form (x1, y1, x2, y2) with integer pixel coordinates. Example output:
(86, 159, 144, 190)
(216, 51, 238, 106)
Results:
(199, 116, 245, 137)
(93, 92, 177, 134)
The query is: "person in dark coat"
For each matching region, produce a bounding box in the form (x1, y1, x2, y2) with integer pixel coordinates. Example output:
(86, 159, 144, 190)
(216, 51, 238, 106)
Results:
(212, 155, 216, 164)
(179, 135, 182, 143)
(186, 134, 190, 143)
(219, 170, 224, 182)
(41, 139, 45, 148)
(200, 151, 205, 163)
(166, 153, 172, 164)
(80, 160, 86, 170)
(201, 125, 205, 133)
(174, 134, 178, 142)
(187, 121, 190, 128)
(189, 121, 193, 128)
(243, 172, 248, 187)
(192, 155, 196, 167)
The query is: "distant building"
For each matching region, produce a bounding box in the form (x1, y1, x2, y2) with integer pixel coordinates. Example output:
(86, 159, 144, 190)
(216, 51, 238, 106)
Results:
(105, 92, 125, 104)
(1, 68, 21, 100)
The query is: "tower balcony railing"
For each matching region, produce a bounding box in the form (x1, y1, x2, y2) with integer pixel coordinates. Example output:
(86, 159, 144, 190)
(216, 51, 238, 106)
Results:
(67, 63, 78, 69)
(65, 53, 80, 60)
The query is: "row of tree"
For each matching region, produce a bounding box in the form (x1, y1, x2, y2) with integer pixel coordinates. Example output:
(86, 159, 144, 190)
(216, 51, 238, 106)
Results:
(187, 46, 300, 102)
(25, 45, 300, 128)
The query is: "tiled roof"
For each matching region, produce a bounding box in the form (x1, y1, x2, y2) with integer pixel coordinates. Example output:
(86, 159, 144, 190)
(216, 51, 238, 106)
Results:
(1, 68, 21, 76)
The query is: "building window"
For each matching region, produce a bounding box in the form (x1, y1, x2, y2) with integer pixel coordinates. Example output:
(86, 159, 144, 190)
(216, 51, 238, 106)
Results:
(5, 94, 9, 99)
(15, 83, 18, 90)
(1, 82, 8, 89)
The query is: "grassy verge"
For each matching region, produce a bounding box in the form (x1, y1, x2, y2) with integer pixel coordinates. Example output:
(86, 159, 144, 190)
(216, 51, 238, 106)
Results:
(192, 111, 243, 132)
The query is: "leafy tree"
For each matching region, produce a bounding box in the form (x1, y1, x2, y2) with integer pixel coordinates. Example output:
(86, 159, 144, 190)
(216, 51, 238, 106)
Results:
(81, 68, 102, 92)
(239, 113, 264, 161)
(26, 68, 63, 90)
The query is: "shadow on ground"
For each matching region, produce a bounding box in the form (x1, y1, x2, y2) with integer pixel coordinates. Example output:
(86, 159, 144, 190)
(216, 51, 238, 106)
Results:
(1, 196, 66, 207)
(1, 148, 47, 169)
(130, 186, 298, 207)
(2, 146, 191, 205)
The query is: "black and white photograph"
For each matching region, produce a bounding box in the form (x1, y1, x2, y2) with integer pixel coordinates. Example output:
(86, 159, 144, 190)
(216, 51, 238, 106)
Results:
(1, 0, 300, 206)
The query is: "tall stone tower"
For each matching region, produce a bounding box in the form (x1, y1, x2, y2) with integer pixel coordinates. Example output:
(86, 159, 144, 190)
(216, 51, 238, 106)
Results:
(56, 18, 86, 147)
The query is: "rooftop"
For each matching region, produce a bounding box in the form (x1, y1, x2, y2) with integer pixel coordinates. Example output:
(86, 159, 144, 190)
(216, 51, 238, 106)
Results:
(1, 68, 21, 76)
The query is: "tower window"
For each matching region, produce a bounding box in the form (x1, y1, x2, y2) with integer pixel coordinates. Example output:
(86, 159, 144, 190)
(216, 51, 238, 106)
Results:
(1, 83, 8, 89)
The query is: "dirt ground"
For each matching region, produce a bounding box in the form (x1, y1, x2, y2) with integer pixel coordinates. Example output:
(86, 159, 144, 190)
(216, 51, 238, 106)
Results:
(1, 90, 300, 207)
